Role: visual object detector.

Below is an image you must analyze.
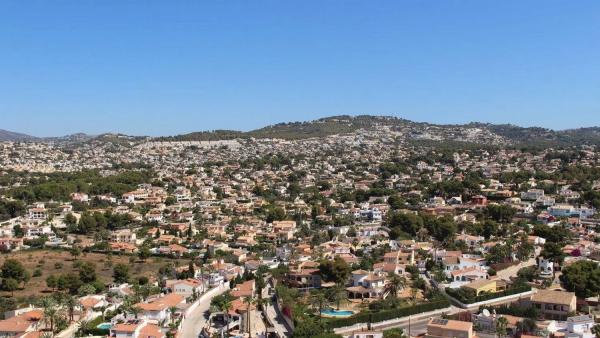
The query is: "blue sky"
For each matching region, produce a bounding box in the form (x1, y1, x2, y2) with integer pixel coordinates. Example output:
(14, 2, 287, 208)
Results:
(1, 1, 599, 136)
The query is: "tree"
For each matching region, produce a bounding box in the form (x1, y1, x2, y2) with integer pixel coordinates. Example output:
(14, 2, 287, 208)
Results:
(486, 244, 511, 265)
(64, 295, 78, 322)
(113, 263, 130, 284)
(65, 213, 77, 227)
(46, 275, 58, 291)
(496, 316, 508, 338)
(384, 328, 407, 338)
(1, 259, 29, 286)
(138, 245, 151, 261)
(387, 211, 424, 236)
(1, 278, 19, 296)
(541, 242, 565, 264)
(292, 317, 327, 338)
(533, 224, 570, 244)
(482, 221, 499, 240)
(386, 273, 406, 298)
(41, 297, 59, 333)
(517, 318, 537, 334)
(243, 296, 255, 338)
(70, 246, 82, 259)
(77, 212, 97, 234)
(13, 224, 25, 238)
(592, 324, 600, 338)
(310, 289, 328, 321)
(78, 261, 97, 284)
(319, 256, 351, 285)
(485, 205, 516, 223)
(560, 260, 600, 297)
(187, 260, 195, 278)
(222, 301, 233, 335)
(516, 233, 534, 261)
(327, 285, 346, 310)
(78, 284, 97, 296)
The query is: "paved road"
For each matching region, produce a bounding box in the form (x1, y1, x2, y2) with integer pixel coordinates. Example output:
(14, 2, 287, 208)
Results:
(264, 300, 292, 337)
(180, 284, 230, 338)
(56, 310, 100, 338)
(334, 306, 454, 336)
(382, 316, 430, 336)
(263, 284, 292, 337)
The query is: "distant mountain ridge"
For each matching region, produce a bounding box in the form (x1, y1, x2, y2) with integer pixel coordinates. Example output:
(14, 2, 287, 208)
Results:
(2, 115, 600, 146)
(0, 129, 37, 141)
(161, 115, 600, 147)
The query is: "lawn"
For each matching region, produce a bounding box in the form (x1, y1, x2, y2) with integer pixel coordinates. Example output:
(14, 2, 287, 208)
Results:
(0, 249, 183, 298)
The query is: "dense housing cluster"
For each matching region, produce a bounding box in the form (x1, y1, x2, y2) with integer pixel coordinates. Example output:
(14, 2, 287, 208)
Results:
(1, 117, 600, 338)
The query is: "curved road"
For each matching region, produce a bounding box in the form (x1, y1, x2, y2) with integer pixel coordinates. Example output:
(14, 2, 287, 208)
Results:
(181, 284, 230, 338)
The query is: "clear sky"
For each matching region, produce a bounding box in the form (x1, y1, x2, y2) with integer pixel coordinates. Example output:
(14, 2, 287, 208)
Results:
(1, 1, 599, 137)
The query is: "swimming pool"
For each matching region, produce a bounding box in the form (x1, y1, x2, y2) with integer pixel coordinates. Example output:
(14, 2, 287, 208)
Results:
(321, 309, 354, 317)
(96, 323, 112, 330)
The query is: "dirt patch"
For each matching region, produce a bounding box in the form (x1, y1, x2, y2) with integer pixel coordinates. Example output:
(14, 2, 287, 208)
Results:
(0, 249, 183, 298)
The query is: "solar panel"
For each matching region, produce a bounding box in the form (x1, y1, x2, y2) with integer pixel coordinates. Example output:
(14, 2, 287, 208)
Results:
(431, 318, 448, 325)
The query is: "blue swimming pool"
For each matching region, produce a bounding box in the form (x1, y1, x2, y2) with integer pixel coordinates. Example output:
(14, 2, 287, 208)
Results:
(321, 309, 354, 317)
(96, 323, 112, 330)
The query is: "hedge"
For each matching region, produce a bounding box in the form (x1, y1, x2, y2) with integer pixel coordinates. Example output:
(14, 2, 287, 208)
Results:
(324, 299, 450, 329)
(446, 285, 531, 304)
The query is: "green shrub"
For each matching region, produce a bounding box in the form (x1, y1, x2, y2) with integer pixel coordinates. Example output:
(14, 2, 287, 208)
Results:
(324, 299, 450, 329)
(446, 285, 531, 304)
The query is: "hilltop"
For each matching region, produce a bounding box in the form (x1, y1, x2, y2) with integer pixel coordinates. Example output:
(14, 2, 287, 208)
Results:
(3, 115, 600, 147)
(160, 115, 600, 147)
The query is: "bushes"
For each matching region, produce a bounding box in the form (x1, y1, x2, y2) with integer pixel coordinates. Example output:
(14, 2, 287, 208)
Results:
(446, 285, 531, 304)
(81, 316, 110, 336)
(324, 299, 450, 329)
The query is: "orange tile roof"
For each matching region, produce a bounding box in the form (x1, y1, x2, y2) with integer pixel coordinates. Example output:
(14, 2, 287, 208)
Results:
(113, 323, 139, 333)
(140, 323, 165, 338)
(136, 293, 184, 312)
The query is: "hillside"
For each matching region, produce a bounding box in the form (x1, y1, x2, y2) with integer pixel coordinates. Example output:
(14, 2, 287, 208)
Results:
(4, 115, 600, 147)
(162, 115, 600, 147)
(0, 129, 37, 142)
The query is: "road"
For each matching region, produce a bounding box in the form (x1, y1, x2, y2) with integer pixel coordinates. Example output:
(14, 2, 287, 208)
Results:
(380, 316, 430, 336)
(263, 283, 292, 337)
(56, 310, 100, 338)
(334, 306, 454, 337)
(180, 283, 230, 338)
(264, 298, 292, 337)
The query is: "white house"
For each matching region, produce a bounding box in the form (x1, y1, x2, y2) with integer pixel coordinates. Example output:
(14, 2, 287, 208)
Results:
(134, 293, 185, 324)
(166, 279, 204, 298)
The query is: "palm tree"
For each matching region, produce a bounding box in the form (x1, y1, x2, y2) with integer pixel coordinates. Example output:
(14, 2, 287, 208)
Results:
(328, 285, 346, 310)
(41, 297, 58, 333)
(496, 316, 508, 338)
(76, 319, 88, 337)
(63, 295, 78, 323)
(310, 289, 328, 321)
(243, 296, 255, 338)
(169, 306, 178, 324)
(387, 273, 407, 298)
(40, 332, 54, 338)
(222, 301, 232, 335)
(129, 306, 142, 320)
(592, 324, 600, 338)
(256, 297, 271, 312)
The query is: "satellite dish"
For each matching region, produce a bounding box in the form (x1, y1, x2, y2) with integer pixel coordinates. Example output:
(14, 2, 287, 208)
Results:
(482, 309, 491, 317)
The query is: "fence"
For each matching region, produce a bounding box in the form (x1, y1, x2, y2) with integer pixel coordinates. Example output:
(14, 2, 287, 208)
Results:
(324, 299, 450, 329)
(445, 285, 531, 304)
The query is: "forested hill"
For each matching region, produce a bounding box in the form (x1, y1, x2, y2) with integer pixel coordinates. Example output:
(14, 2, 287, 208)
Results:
(4, 115, 600, 147)
(158, 115, 600, 147)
